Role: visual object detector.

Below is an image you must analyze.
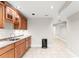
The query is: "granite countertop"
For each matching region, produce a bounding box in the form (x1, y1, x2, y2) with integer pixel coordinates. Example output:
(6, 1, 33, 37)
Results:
(0, 34, 31, 48)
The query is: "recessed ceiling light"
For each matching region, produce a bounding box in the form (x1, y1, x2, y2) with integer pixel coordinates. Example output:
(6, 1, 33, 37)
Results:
(32, 13, 35, 15)
(51, 5, 53, 9)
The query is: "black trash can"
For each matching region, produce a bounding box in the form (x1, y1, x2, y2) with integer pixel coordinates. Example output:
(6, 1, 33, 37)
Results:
(42, 38, 47, 48)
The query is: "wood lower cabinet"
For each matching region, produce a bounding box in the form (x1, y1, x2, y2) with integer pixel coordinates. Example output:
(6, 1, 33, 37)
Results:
(15, 39, 26, 58)
(15, 37, 31, 58)
(0, 49, 14, 58)
(20, 42, 26, 57)
(0, 36, 31, 58)
(0, 44, 15, 58)
(28, 36, 31, 48)
(26, 40, 29, 50)
(26, 37, 31, 51)
(15, 44, 21, 58)
(15, 42, 26, 58)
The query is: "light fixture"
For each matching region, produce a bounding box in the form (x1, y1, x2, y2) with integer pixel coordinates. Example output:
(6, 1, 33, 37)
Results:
(32, 12, 35, 15)
(50, 5, 53, 9)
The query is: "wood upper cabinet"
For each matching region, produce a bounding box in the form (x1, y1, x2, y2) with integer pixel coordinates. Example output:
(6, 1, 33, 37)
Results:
(6, 6, 21, 29)
(6, 6, 14, 21)
(6, 6, 27, 30)
(0, 3, 5, 28)
(13, 12, 27, 29)
(13, 12, 21, 29)
(6, 6, 27, 29)
(20, 17, 27, 29)
(0, 1, 27, 29)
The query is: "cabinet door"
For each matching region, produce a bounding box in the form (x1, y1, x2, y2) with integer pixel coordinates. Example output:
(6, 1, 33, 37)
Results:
(28, 37, 31, 48)
(26, 37, 31, 50)
(15, 45, 21, 58)
(0, 4, 4, 28)
(15, 41, 26, 58)
(14, 18, 19, 29)
(0, 44, 14, 55)
(23, 19, 27, 29)
(26, 40, 29, 50)
(20, 19, 24, 29)
(0, 49, 14, 58)
(13, 12, 21, 29)
(20, 42, 26, 56)
(20, 19, 27, 29)
(6, 6, 14, 21)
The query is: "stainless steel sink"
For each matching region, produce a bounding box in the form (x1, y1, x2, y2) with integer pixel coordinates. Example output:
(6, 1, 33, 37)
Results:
(0, 34, 23, 41)
(0, 38, 20, 41)
(8, 38, 19, 41)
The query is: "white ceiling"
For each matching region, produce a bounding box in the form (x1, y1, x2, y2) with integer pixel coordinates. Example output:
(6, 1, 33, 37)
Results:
(60, 1, 79, 18)
(8, 1, 65, 18)
(8, 1, 79, 24)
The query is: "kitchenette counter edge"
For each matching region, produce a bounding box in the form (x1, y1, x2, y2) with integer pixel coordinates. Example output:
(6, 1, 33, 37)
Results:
(0, 35, 31, 48)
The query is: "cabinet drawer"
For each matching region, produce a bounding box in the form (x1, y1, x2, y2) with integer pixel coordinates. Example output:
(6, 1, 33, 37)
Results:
(15, 39, 26, 46)
(0, 44, 14, 55)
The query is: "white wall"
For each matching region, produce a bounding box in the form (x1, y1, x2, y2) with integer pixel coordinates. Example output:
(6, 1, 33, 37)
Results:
(55, 21, 68, 41)
(28, 17, 53, 47)
(55, 12, 79, 56)
(0, 20, 13, 39)
(13, 30, 30, 37)
(0, 29, 13, 39)
(66, 12, 79, 56)
(4, 19, 13, 29)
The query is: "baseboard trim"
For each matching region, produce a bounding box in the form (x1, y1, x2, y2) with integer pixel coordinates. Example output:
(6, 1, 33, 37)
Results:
(31, 45, 53, 48)
(31, 45, 41, 48)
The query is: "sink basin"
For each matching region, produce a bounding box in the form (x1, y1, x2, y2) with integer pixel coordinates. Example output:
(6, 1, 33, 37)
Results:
(0, 37, 20, 42)
(9, 38, 19, 41)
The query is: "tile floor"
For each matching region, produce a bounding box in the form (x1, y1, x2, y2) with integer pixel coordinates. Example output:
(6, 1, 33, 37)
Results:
(23, 38, 77, 58)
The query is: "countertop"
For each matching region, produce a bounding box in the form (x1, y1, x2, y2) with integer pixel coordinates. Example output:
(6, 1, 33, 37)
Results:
(0, 34, 31, 48)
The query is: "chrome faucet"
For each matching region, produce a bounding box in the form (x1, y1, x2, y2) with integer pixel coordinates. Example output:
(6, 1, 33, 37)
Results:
(9, 32, 16, 41)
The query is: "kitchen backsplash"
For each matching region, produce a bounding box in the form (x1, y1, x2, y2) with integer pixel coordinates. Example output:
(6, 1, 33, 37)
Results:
(14, 30, 30, 36)
(0, 29, 13, 39)
(0, 29, 30, 40)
